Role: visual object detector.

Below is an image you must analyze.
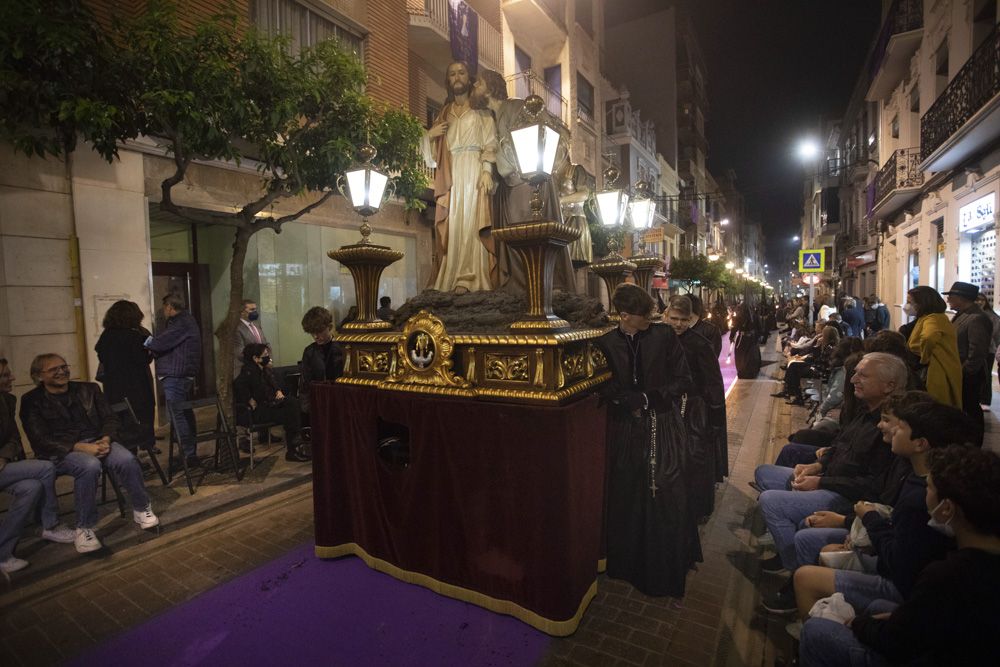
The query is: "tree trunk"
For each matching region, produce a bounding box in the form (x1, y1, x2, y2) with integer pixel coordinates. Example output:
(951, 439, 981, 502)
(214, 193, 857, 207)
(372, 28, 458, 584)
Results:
(215, 224, 253, 417)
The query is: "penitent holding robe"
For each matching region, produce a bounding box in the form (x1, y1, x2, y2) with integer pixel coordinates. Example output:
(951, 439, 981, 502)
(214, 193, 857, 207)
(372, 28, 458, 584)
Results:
(423, 104, 498, 293)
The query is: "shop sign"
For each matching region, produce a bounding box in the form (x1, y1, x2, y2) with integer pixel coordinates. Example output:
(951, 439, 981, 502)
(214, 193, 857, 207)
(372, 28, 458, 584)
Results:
(846, 251, 876, 269)
(959, 193, 995, 233)
(801, 273, 822, 285)
(642, 227, 664, 244)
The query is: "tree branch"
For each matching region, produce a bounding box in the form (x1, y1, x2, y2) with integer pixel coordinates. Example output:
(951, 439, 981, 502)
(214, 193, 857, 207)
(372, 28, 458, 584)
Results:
(250, 189, 337, 233)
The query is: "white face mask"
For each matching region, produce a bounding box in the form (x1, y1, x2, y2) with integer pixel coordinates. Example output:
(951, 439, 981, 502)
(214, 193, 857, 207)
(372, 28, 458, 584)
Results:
(927, 499, 955, 538)
(902, 303, 917, 317)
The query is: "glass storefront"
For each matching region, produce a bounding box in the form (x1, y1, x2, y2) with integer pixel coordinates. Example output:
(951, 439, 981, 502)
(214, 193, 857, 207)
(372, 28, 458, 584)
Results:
(958, 192, 997, 304)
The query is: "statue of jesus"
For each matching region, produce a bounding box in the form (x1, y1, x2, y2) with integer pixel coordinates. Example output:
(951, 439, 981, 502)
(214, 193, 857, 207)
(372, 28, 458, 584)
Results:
(422, 61, 497, 293)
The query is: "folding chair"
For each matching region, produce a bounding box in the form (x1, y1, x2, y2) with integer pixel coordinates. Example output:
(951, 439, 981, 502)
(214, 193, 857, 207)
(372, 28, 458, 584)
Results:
(167, 396, 242, 495)
(109, 399, 168, 486)
(233, 400, 281, 471)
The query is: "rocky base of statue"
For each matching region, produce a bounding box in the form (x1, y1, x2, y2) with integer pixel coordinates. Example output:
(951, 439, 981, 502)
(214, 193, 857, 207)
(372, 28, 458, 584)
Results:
(389, 289, 608, 333)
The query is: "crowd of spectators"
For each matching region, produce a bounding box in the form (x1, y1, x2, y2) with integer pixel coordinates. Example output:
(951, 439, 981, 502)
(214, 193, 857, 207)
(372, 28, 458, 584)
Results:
(760, 282, 1000, 665)
(0, 294, 346, 574)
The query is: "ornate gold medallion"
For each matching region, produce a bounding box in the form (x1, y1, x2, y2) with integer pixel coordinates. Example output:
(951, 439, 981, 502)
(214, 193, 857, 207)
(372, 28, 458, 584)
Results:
(384, 310, 472, 393)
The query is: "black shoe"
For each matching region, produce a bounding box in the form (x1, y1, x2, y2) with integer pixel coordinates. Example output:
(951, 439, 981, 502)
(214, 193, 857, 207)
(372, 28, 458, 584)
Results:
(770, 391, 789, 398)
(269, 432, 284, 444)
(760, 554, 788, 574)
(761, 581, 797, 615)
(238, 437, 251, 454)
(285, 447, 311, 463)
(785, 396, 806, 406)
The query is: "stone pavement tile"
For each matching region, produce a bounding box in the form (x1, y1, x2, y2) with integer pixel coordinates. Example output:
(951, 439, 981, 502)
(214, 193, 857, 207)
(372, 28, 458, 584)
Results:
(626, 629, 670, 654)
(35, 611, 95, 660)
(2, 626, 61, 667)
(114, 580, 173, 617)
(613, 609, 661, 635)
(598, 635, 650, 665)
(568, 644, 620, 667)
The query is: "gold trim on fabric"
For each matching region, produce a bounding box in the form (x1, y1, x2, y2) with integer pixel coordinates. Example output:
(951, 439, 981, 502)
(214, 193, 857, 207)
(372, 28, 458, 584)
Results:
(314, 542, 597, 636)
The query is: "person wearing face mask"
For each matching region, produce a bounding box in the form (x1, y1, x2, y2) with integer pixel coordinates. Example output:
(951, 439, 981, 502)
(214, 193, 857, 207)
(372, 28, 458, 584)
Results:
(792, 398, 974, 621)
(234, 299, 269, 378)
(666, 295, 726, 520)
(233, 343, 309, 463)
(798, 445, 1000, 666)
(903, 286, 962, 408)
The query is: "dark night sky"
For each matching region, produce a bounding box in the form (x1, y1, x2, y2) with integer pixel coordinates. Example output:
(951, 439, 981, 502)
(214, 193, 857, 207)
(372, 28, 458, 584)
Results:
(685, 0, 882, 264)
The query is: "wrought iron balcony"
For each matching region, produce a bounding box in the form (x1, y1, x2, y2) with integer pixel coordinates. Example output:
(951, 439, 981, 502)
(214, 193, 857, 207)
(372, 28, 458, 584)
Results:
(408, 0, 503, 74)
(921, 23, 1000, 171)
(872, 147, 924, 218)
(866, 0, 923, 101)
(507, 70, 569, 127)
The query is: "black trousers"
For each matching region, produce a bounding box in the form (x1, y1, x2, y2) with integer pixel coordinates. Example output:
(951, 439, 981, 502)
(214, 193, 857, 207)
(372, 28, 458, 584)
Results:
(252, 396, 302, 445)
(961, 370, 986, 446)
(784, 361, 817, 397)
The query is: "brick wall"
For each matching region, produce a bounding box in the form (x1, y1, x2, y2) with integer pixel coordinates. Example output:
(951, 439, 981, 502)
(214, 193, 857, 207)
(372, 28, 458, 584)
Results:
(365, 1, 410, 110)
(86, 0, 250, 32)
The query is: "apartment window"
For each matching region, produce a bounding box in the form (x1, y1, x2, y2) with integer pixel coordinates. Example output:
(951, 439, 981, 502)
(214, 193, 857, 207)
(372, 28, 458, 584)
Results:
(891, 115, 899, 139)
(973, 0, 997, 51)
(577, 72, 594, 121)
(251, 0, 363, 59)
(909, 88, 919, 113)
(426, 99, 442, 128)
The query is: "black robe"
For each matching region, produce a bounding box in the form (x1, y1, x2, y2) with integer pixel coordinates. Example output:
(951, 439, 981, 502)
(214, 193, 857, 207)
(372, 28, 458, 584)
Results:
(678, 328, 728, 519)
(730, 310, 762, 379)
(596, 323, 701, 597)
(691, 318, 723, 358)
(95, 326, 155, 448)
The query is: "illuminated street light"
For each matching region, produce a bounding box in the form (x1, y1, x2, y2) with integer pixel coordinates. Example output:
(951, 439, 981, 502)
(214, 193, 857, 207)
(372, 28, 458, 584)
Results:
(798, 139, 819, 160)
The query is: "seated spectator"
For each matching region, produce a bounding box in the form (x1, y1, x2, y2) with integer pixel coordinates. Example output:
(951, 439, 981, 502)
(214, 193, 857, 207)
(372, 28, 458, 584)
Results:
(376, 296, 396, 323)
(1, 357, 76, 573)
(799, 446, 1000, 666)
(234, 344, 310, 463)
(299, 306, 344, 423)
(773, 325, 839, 405)
(753, 353, 907, 609)
(793, 399, 975, 618)
(19, 354, 159, 553)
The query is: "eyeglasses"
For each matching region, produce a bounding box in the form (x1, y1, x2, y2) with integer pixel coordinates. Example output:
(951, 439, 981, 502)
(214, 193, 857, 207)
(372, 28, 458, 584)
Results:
(43, 364, 70, 375)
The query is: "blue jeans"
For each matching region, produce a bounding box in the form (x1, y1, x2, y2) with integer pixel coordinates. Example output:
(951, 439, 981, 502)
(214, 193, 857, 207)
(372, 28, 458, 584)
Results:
(759, 488, 853, 570)
(800, 618, 886, 667)
(754, 464, 794, 491)
(162, 376, 196, 457)
(835, 570, 904, 611)
(0, 459, 60, 561)
(55, 443, 150, 528)
(794, 527, 849, 568)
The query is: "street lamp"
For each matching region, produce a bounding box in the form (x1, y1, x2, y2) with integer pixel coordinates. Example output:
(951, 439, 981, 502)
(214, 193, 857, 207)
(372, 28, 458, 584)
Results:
(720, 218, 730, 226)
(596, 165, 630, 229)
(627, 180, 656, 230)
(509, 95, 562, 221)
(792, 235, 800, 242)
(707, 248, 720, 261)
(725, 261, 735, 270)
(338, 143, 392, 244)
(797, 139, 819, 160)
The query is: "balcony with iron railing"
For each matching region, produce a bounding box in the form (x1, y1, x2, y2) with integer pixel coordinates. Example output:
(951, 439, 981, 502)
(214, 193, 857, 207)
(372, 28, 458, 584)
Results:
(407, 0, 503, 74)
(872, 147, 924, 218)
(501, 0, 567, 63)
(866, 0, 923, 101)
(921, 23, 1000, 172)
(506, 70, 569, 127)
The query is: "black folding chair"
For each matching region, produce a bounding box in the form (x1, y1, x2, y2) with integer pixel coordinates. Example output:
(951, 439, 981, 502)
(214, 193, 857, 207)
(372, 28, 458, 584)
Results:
(109, 398, 168, 486)
(167, 397, 242, 495)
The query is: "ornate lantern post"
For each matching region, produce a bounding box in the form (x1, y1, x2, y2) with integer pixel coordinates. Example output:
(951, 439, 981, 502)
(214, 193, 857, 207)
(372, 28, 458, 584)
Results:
(490, 95, 580, 331)
(589, 165, 635, 317)
(626, 180, 664, 293)
(327, 144, 402, 331)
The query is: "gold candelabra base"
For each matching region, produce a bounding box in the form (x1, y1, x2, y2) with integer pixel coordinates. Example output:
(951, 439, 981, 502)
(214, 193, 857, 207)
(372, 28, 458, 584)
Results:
(327, 243, 404, 331)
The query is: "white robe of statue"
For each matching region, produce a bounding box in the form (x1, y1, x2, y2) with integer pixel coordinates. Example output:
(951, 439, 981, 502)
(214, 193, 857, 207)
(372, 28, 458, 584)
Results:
(423, 105, 497, 292)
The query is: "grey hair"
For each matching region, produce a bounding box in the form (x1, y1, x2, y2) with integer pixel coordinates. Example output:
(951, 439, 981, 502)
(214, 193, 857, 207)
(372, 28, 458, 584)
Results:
(861, 352, 908, 390)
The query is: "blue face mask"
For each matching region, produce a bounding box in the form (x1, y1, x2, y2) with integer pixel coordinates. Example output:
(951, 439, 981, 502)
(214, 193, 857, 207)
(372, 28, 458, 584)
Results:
(247, 311, 260, 321)
(927, 499, 955, 538)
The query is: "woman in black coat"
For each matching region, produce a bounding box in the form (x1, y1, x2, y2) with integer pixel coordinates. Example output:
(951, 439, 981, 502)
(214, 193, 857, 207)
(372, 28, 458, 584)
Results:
(666, 295, 727, 519)
(95, 300, 155, 449)
(233, 343, 310, 463)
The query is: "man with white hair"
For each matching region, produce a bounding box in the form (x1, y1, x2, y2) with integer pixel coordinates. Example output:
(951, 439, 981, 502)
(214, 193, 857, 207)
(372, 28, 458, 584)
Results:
(753, 352, 908, 611)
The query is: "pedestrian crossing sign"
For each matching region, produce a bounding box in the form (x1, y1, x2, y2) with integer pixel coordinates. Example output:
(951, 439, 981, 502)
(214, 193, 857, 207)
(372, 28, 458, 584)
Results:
(799, 249, 825, 273)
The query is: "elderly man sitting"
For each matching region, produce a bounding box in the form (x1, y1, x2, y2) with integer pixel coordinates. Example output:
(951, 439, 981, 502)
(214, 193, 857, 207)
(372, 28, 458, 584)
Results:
(19, 354, 159, 553)
(753, 353, 908, 609)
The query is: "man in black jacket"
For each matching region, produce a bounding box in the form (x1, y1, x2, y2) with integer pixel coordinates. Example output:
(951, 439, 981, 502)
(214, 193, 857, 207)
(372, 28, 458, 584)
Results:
(754, 353, 908, 577)
(298, 306, 343, 423)
(20, 354, 159, 553)
(944, 281, 993, 445)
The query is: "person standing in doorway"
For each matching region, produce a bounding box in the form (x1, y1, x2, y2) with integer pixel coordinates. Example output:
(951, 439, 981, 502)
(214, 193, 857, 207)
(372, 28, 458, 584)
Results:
(145, 295, 202, 467)
(234, 299, 268, 378)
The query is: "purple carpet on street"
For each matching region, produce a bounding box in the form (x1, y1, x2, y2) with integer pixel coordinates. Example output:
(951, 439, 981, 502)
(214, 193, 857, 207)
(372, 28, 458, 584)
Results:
(70, 544, 550, 667)
(720, 338, 739, 395)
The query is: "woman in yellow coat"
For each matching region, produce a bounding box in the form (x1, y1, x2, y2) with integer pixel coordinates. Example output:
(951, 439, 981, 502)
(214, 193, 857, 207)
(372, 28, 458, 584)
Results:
(904, 286, 962, 407)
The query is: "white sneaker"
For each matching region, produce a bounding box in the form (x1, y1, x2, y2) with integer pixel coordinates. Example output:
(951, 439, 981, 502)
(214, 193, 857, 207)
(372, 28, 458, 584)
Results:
(133, 504, 159, 530)
(41, 524, 76, 544)
(0, 557, 29, 573)
(74, 527, 102, 553)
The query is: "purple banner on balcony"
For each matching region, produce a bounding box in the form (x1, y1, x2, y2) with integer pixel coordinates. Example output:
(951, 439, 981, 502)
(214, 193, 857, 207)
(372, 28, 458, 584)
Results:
(448, 0, 478, 75)
(866, 181, 876, 219)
